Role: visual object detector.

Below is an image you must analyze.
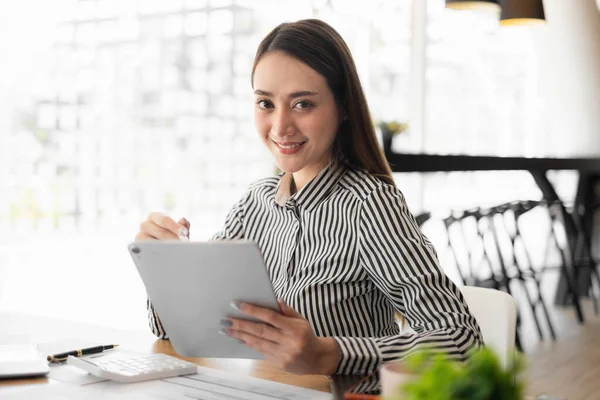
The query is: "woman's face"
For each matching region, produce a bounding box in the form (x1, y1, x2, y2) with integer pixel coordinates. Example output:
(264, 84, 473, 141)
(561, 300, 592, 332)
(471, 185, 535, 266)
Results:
(252, 52, 341, 185)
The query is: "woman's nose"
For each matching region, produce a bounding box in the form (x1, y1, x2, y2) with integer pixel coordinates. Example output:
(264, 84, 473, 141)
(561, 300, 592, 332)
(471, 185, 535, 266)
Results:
(271, 108, 294, 137)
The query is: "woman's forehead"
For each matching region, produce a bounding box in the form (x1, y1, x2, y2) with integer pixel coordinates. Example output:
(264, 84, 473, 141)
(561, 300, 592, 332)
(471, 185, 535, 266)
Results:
(253, 52, 328, 94)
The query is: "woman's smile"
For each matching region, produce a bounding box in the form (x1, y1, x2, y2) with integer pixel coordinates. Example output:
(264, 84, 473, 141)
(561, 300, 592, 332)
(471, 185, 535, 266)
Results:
(272, 139, 307, 154)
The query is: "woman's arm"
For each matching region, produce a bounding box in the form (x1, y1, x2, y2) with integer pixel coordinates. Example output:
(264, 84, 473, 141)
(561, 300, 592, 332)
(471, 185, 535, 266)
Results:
(332, 184, 483, 375)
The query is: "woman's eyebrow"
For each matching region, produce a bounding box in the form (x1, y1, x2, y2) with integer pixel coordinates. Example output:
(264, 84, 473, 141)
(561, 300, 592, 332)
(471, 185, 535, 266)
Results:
(253, 89, 319, 99)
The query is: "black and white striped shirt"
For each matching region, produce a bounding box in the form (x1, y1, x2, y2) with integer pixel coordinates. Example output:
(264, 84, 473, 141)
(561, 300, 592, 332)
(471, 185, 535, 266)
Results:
(148, 163, 483, 375)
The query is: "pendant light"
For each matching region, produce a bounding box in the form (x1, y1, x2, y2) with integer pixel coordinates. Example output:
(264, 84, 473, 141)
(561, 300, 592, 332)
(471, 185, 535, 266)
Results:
(445, 0, 501, 13)
(499, 0, 546, 26)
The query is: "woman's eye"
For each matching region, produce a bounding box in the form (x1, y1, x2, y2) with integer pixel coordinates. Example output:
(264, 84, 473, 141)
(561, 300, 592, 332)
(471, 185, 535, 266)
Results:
(294, 101, 313, 110)
(257, 100, 273, 109)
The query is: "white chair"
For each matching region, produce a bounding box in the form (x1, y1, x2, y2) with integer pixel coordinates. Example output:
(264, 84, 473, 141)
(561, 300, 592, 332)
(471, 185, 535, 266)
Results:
(461, 286, 517, 368)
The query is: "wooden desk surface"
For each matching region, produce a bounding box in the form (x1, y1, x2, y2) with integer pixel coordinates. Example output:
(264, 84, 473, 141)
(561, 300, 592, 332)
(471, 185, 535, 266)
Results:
(0, 312, 332, 393)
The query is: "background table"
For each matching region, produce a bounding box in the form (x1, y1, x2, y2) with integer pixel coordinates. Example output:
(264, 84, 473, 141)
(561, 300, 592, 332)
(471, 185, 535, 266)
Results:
(385, 151, 600, 319)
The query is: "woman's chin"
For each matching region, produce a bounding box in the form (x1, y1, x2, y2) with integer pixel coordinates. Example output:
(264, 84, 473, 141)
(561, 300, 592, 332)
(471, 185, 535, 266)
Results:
(275, 160, 305, 174)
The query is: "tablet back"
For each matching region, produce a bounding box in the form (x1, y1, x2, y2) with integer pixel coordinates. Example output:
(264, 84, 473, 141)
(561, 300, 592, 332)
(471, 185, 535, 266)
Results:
(128, 240, 279, 359)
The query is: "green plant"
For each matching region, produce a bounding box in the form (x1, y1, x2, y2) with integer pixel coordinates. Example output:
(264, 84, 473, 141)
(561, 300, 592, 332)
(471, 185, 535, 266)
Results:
(378, 121, 409, 139)
(388, 348, 525, 400)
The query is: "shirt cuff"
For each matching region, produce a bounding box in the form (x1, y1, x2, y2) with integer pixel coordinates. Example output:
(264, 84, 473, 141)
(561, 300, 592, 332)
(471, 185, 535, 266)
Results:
(332, 337, 382, 375)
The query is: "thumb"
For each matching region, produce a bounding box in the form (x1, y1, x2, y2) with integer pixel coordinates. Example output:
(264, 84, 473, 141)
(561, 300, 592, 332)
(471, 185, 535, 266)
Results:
(278, 300, 303, 318)
(177, 217, 190, 229)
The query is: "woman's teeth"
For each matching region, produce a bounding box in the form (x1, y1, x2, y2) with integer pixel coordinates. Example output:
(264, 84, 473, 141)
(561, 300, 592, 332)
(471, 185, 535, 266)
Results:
(279, 142, 303, 149)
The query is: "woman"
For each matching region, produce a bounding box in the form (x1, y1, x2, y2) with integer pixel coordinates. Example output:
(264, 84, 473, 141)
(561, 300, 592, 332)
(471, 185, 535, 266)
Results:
(136, 19, 483, 377)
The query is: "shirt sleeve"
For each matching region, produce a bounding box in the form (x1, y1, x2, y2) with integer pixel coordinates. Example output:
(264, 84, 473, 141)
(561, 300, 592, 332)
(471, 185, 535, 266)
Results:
(332, 184, 483, 375)
(147, 191, 248, 339)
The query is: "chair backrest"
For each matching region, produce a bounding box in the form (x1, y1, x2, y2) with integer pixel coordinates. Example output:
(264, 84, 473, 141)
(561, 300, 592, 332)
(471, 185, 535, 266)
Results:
(461, 286, 517, 368)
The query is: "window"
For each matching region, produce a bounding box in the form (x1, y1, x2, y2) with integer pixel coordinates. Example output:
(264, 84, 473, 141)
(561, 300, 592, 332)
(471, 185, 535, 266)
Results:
(0, 0, 412, 328)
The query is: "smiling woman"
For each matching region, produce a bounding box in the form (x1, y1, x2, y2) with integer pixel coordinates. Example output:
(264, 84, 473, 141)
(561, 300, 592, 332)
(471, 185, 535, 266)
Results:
(138, 19, 483, 378)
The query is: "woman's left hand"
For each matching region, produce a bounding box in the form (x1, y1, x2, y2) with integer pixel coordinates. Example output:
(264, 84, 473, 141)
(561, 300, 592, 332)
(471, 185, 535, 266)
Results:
(223, 300, 340, 375)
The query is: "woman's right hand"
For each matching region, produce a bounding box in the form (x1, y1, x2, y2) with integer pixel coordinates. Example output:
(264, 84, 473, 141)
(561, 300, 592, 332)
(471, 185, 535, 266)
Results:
(136, 212, 190, 240)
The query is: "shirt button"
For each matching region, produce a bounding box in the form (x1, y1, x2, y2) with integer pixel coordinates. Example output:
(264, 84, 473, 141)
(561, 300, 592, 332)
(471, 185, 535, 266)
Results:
(286, 201, 300, 218)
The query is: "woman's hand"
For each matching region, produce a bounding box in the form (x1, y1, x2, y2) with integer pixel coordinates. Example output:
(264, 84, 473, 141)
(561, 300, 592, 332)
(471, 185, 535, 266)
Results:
(136, 212, 190, 240)
(224, 300, 341, 375)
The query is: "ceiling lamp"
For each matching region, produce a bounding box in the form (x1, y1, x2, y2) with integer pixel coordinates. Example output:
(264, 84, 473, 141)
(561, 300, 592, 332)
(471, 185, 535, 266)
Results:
(445, 0, 501, 13)
(499, 0, 546, 26)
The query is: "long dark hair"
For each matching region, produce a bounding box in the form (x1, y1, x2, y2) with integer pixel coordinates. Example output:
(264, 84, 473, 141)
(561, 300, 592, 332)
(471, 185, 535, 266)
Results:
(251, 19, 395, 187)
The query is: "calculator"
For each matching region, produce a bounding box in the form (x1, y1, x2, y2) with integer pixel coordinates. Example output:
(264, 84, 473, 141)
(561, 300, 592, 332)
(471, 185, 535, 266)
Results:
(66, 353, 198, 383)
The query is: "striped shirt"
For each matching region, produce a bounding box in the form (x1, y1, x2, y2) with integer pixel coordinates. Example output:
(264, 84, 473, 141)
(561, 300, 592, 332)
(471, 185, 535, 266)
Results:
(148, 163, 483, 375)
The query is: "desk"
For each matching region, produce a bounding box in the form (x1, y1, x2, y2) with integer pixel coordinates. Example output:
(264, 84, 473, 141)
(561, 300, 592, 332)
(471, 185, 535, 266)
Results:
(0, 312, 343, 396)
(2, 311, 578, 399)
(385, 151, 600, 320)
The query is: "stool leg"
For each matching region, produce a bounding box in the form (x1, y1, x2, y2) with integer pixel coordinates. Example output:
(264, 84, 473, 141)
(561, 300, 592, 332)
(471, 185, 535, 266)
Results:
(509, 207, 557, 341)
(572, 209, 600, 315)
(477, 216, 500, 287)
(502, 216, 547, 341)
(515, 228, 557, 341)
(487, 214, 532, 348)
(551, 206, 585, 324)
(460, 218, 479, 281)
(444, 219, 469, 286)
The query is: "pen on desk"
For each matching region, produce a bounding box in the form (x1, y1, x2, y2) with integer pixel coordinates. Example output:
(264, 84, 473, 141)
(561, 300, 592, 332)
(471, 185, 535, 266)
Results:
(47, 344, 119, 363)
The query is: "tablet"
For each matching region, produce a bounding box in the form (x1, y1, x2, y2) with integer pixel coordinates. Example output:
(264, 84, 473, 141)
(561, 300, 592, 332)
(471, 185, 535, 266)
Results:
(0, 340, 50, 378)
(128, 240, 280, 359)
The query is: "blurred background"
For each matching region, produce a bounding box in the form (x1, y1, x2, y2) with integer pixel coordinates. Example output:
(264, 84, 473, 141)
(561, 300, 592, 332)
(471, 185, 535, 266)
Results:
(0, 0, 598, 366)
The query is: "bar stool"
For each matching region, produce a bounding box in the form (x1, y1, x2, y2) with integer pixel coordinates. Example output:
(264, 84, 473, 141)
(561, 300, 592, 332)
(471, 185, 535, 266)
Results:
(442, 206, 524, 350)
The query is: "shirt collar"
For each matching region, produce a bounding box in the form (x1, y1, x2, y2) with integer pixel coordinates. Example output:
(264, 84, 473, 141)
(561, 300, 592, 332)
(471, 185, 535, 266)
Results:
(273, 162, 346, 212)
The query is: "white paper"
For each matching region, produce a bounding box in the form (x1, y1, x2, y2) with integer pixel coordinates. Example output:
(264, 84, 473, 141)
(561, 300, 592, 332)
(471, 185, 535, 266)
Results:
(0, 383, 132, 400)
(3, 365, 332, 399)
(91, 366, 332, 400)
(47, 363, 107, 385)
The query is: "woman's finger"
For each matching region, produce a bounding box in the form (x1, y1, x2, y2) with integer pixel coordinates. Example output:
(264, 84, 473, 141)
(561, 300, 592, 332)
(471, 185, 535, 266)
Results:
(135, 232, 155, 241)
(225, 328, 278, 356)
(177, 218, 190, 238)
(140, 220, 179, 240)
(148, 212, 187, 237)
(178, 217, 190, 229)
(237, 303, 287, 328)
(226, 318, 283, 343)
